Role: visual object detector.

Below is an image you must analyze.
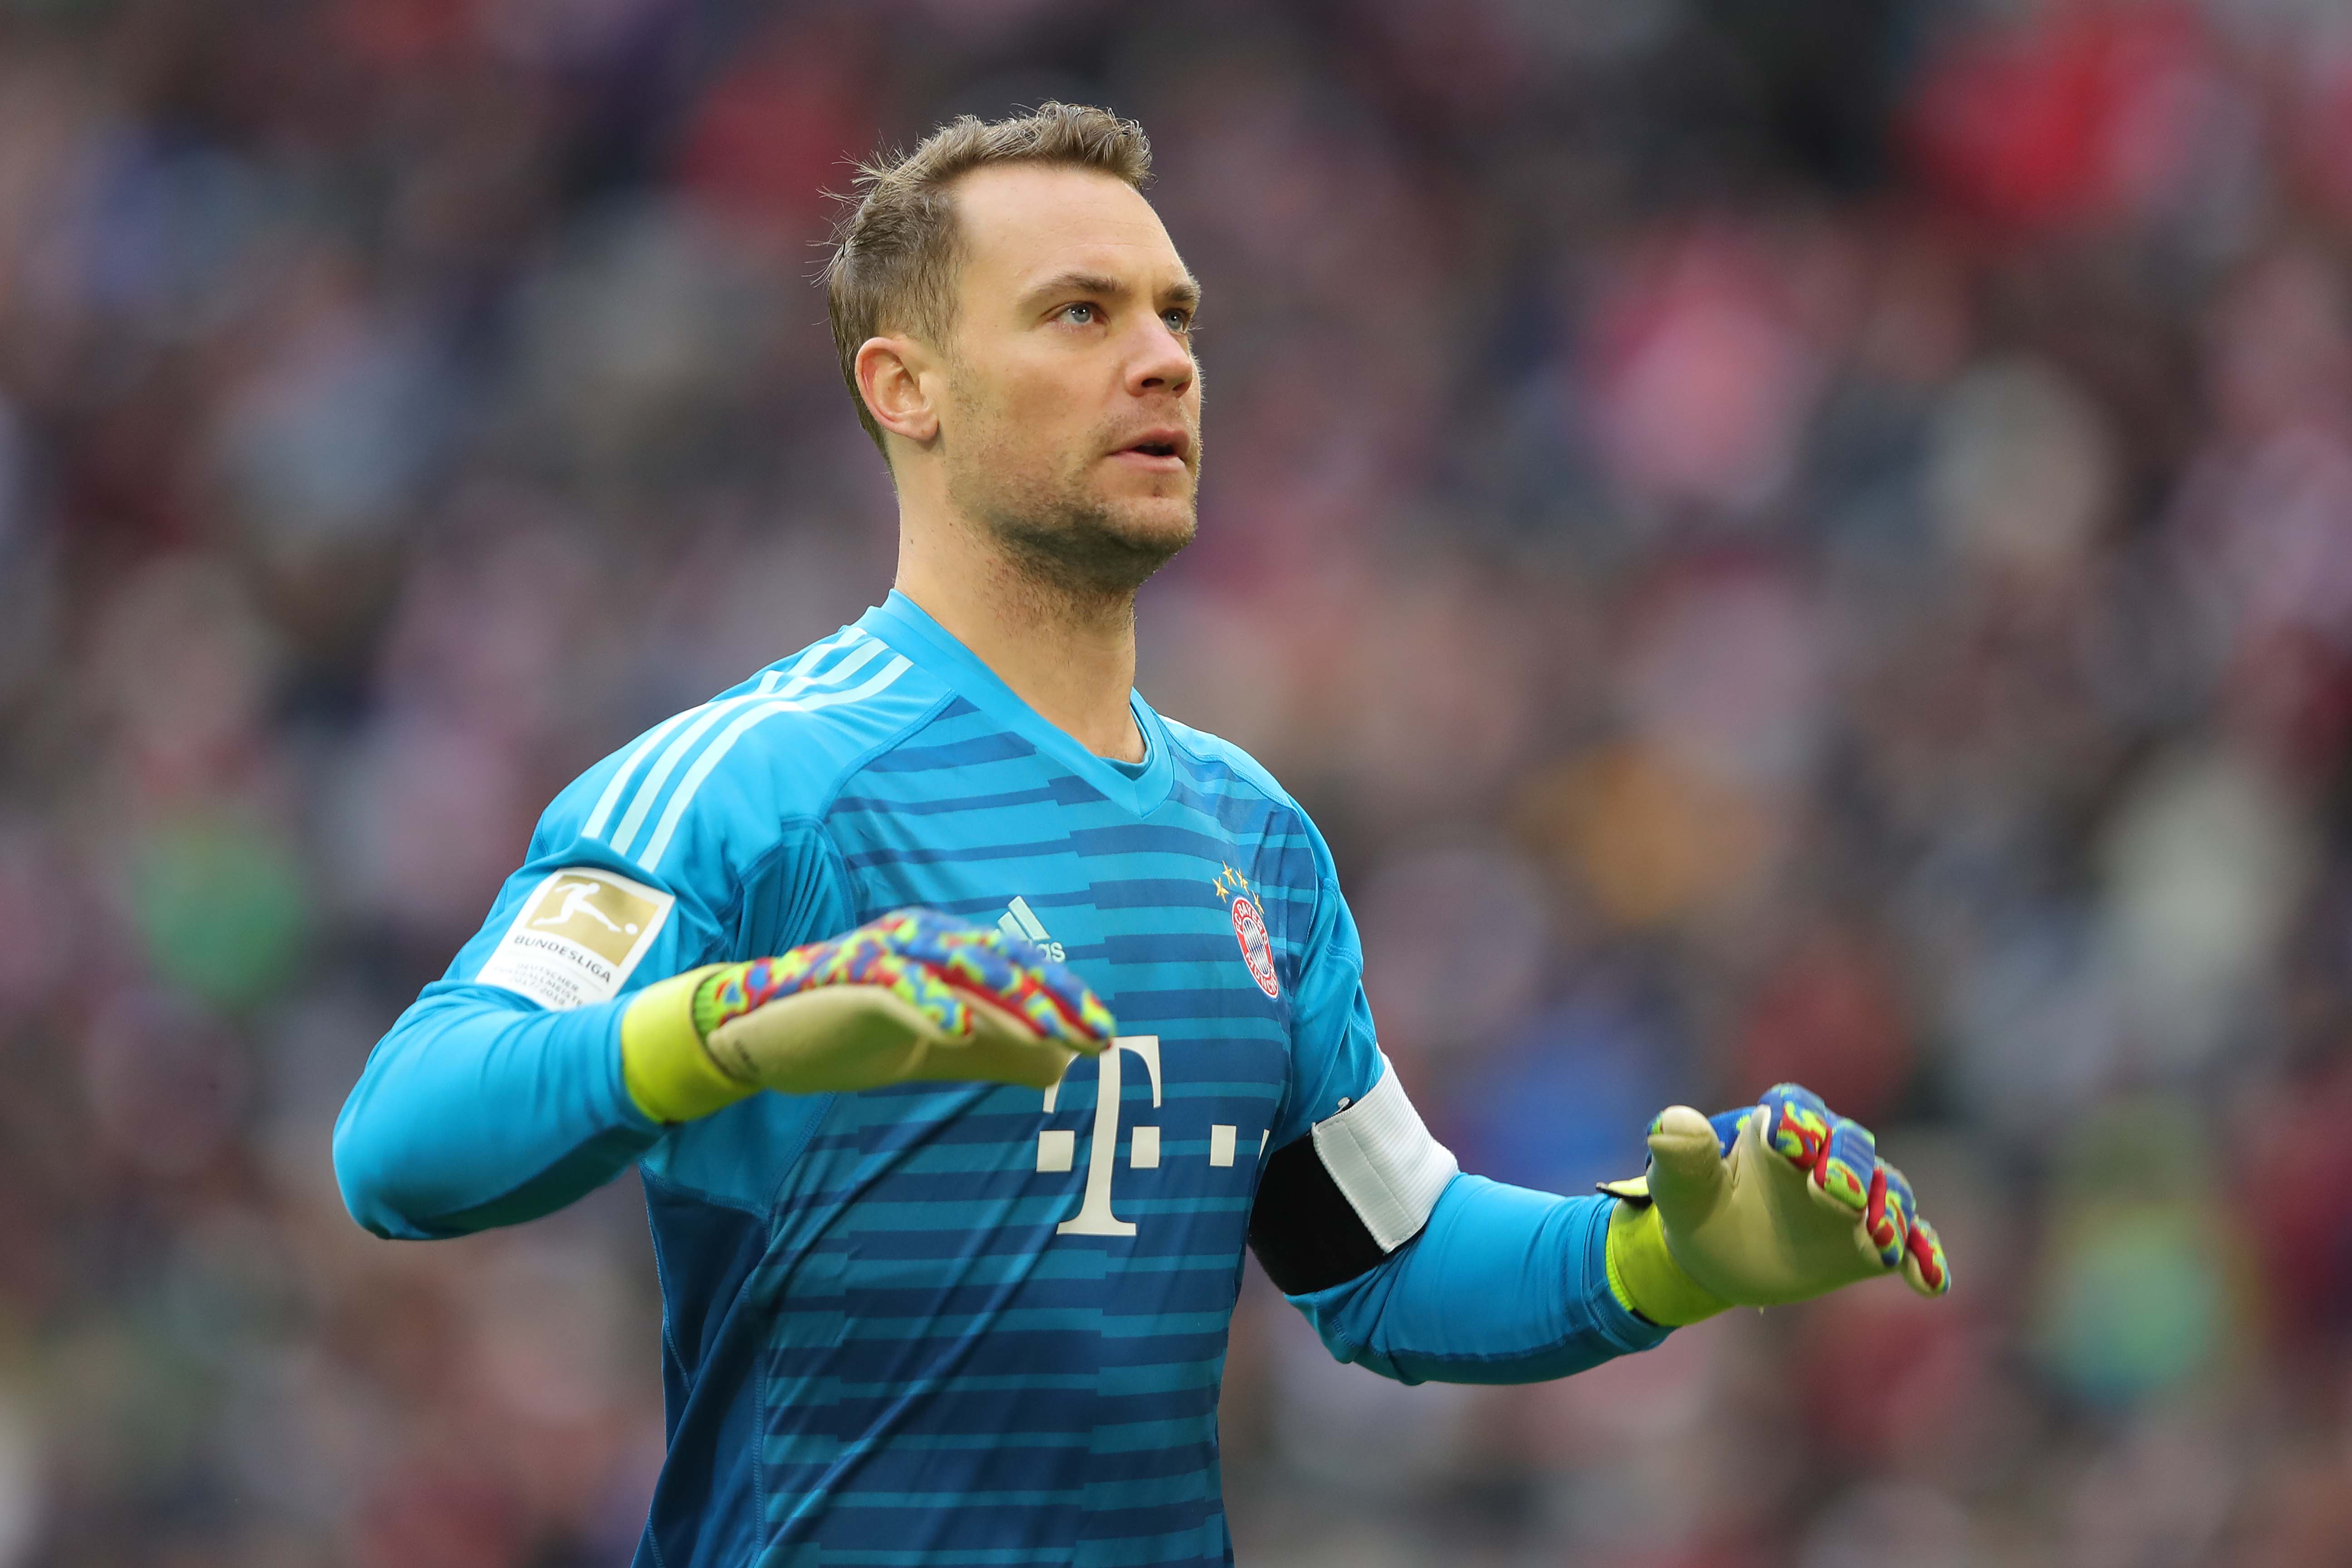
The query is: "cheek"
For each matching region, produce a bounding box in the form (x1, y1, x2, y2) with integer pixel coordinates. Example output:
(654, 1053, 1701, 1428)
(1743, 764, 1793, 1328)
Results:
(997, 362, 1089, 427)
(996, 377, 1102, 468)
(950, 381, 1078, 483)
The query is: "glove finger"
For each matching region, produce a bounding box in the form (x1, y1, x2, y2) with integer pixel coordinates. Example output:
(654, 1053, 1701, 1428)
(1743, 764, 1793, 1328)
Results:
(781, 941, 1009, 1045)
(1813, 1117, 1879, 1215)
(866, 952, 989, 1037)
(703, 921, 984, 1034)
(1645, 1104, 1730, 1225)
(1862, 1161, 1938, 1279)
(701, 953, 812, 1033)
(996, 953, 1117, 1048)
(876, 910, 1020, 990)
(1862, 1159, 1914, 1271)
(944, 943, 1112, 1048)
(881, 911, 1115, 1048)
(1901, 1213, 1952, 1298)
(1705, 1108, 1748, 1156)
(842, 912, 1115, 1048)
(1758, 1083, 1835, 1176)
(929, 994, 1086, 1089)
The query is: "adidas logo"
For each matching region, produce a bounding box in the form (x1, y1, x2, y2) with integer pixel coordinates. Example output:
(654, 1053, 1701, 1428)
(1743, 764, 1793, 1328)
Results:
(997, 896, 1066, 963)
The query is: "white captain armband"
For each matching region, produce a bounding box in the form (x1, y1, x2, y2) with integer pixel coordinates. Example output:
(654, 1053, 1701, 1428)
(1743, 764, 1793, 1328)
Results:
(1247, 1059, 1459, 1294)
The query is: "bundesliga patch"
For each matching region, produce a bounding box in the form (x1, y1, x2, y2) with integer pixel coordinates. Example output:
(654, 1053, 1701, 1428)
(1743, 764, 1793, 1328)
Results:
(477, 866, 672, 1010)
(1212, 863, 1279, 1000)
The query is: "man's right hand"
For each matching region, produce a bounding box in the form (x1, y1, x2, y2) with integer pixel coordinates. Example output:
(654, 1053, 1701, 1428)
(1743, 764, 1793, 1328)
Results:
(621, 909, 1114, 1123)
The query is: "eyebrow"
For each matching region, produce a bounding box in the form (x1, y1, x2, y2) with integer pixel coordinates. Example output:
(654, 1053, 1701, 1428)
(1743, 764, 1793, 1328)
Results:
(1022, 269, 1203, 312)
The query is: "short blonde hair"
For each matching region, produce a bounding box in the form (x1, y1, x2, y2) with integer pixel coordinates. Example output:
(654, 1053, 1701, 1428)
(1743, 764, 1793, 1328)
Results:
(821, 103, 1153, 451)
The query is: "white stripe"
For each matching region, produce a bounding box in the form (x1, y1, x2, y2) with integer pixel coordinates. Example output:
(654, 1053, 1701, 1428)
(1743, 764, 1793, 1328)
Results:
(1310, 1059, 1458, 1252)
(581, 629, 861, 839)
(606, 700, 762, 854)
(608, 634, 885, 858)
(1007, 895, 1051, 941)
(748, 629, 863, 692)
(639, 655, 912, 871)
(583, 707, 701, 839)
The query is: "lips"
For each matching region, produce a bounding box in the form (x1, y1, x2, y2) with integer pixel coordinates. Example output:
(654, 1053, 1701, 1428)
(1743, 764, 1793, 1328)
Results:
(1112, 427, 1193, 464)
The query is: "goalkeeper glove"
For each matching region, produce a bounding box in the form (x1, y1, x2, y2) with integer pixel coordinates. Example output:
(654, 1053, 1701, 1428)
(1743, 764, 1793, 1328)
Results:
(619, 908, 1114, 1123)
(1599, 1083, 1952, 1327)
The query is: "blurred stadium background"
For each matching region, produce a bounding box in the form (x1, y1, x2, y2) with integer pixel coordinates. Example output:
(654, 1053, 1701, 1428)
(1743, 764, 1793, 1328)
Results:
(4, 0, 2352, 1563)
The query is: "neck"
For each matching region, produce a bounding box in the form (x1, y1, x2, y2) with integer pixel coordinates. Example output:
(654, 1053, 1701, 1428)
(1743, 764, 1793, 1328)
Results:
(893, 506, 1146, 765)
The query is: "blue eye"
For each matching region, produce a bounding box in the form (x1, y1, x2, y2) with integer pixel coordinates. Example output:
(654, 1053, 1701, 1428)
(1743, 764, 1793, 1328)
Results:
(1061, 303, 1097, 325)
(1162, 310, 1192, 333)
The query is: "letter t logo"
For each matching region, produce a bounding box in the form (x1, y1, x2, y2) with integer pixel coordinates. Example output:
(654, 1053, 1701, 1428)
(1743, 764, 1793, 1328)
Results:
(1039, 1035, 1162, 1237)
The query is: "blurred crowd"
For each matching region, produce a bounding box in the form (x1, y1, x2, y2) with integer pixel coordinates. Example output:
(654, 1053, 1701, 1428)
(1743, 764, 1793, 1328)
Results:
(5, 0, 2352, 1563)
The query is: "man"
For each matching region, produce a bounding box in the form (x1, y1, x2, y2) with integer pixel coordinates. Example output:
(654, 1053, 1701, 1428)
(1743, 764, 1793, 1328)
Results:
(334, 104, 1948, 1567)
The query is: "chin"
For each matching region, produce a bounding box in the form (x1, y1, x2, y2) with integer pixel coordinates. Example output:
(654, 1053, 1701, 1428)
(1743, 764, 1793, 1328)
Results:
(1102, 495, 1198, 554)
(965, 461, 1199, 593)
(1000, 491, 1196, 595)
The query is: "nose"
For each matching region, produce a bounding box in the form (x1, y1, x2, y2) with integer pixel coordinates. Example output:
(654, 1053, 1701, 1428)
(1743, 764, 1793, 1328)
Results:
(1125, 316, 1195, 400)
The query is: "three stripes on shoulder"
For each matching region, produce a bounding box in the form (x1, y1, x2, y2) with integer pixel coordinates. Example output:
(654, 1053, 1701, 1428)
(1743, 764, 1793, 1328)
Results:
(584, 629, 911, 873)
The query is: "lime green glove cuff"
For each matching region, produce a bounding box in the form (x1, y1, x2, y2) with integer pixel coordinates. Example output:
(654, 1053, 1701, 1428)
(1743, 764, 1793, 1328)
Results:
(1603, 1183, 1732, 1328)
(621, 965, 756, 1125)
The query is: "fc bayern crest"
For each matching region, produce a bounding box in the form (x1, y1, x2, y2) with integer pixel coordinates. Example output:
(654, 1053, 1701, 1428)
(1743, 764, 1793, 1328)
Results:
(1213, 863, 1280, 999)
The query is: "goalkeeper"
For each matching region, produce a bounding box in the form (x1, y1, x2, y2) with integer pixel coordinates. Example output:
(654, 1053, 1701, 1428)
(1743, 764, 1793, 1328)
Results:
(333, 103, 1945, 1568)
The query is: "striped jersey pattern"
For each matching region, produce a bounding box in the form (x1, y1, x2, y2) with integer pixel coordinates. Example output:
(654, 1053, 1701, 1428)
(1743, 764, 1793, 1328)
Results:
(488, 593, 1377, 1568)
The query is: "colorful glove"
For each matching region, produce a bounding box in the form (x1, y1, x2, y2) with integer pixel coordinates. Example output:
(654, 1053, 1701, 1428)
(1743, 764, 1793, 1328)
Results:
(620, 909, 1114, 1123)
(1599, 1083, 1951, 1327)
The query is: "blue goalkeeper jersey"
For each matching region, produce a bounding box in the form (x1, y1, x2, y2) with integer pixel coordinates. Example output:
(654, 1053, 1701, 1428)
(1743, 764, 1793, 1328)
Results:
(335, 591, 1665, 1568)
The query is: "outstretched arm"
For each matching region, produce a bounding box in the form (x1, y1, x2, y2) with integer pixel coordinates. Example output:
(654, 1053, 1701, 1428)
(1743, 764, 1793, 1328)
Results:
(335, 985, 655, 1240)
(331, 706, 1116, 1241)
(337, 902, 1112, 1240)
(1259, 1080, 1953, 1385)
(1260, 807, 1948, 1386)
(1281, 1176, 1666, 1385)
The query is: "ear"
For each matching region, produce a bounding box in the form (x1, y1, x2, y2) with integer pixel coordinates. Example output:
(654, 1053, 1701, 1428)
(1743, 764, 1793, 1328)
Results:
(855, 335, 940, 447)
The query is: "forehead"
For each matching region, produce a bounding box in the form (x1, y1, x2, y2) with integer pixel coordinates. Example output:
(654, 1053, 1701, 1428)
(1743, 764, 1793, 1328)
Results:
(949, 164, 1187, 299)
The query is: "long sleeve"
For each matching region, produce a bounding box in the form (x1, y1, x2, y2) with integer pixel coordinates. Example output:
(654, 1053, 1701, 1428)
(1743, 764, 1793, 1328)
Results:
(1284, 1176, 1669, 1385)
(331, 705, 857, 1241)
(333, 985, 660, 1239)
(331, 824, 728, 1240)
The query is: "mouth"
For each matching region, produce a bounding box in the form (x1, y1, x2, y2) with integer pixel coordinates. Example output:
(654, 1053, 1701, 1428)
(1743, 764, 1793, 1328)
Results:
(1110, 428, 1194, 469)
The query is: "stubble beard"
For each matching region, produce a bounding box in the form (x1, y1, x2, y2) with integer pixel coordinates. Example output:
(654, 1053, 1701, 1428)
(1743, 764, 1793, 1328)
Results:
(946, 411, 1200, 605)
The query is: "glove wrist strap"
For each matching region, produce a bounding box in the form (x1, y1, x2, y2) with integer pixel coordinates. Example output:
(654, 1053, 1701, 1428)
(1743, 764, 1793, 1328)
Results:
(1605, 1196, 1732, 1328)
(622, 965, 756, 1124)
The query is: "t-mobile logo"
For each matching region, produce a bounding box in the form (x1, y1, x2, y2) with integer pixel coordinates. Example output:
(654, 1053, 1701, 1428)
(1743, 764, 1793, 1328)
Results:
(1036, 1035, 1161, 1237)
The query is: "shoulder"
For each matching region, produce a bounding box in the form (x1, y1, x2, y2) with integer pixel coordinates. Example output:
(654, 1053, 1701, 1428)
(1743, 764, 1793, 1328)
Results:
(1154, 711, 1337, 872)
(544, 626, 951, 878)
(1156, 713, 1321, 842)
(1155, 712, 1300, 812)
(1156, 712, 1352, 980)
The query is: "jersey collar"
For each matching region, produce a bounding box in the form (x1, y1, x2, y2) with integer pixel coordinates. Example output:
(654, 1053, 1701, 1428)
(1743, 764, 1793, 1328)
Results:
(858, 591, 1176, 817)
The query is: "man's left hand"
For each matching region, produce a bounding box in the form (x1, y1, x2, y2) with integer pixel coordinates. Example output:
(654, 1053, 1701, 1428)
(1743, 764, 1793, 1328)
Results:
(1599, 1083, 1952, 1327)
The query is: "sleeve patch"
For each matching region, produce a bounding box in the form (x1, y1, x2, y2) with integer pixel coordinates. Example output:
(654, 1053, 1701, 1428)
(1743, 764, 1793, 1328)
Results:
(475, 867, 675, 1011)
